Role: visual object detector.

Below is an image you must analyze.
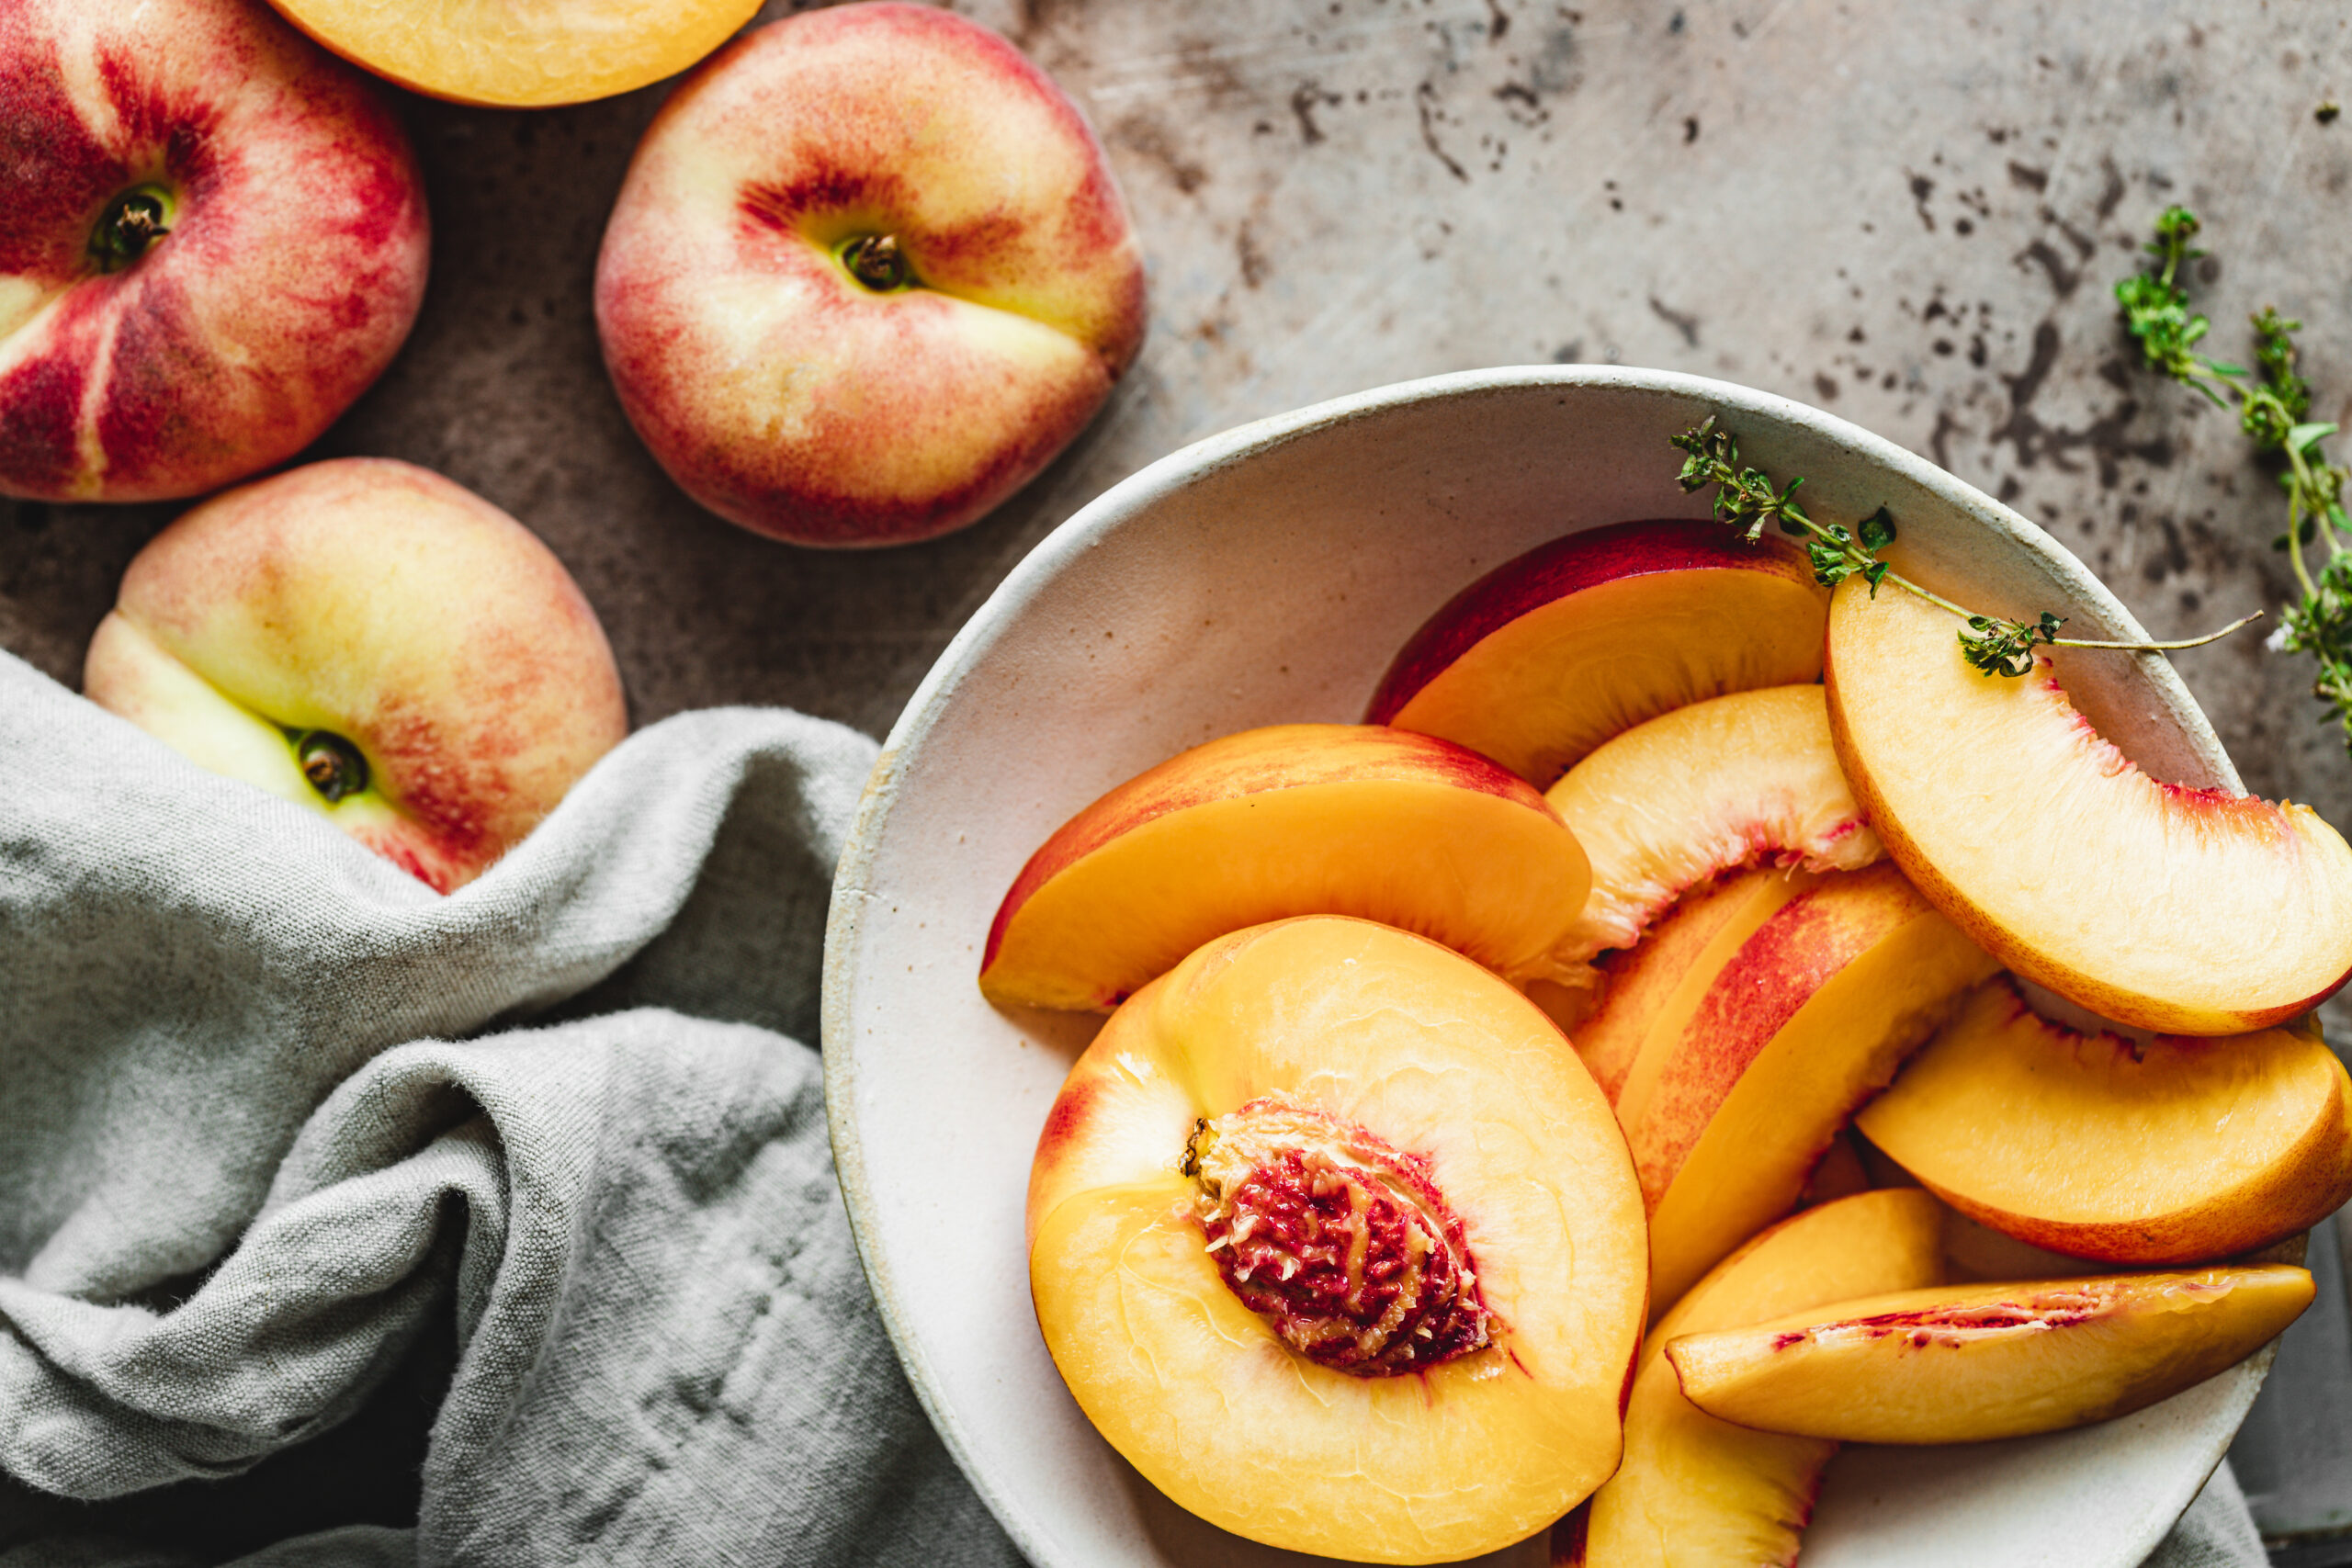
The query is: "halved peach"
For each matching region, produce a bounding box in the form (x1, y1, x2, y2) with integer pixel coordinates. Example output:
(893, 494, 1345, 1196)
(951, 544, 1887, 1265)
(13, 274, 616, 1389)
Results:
(1857, 979, 2352, 1263)
(1561, 865, 1820, 1104)
(263, 0, 759, 106)
(981, 724, 1590, 1011)
(1613, 863, 1998, 1311)
(1546, 684, 1883, 970)
(1028, 916, 1647, 1563)
(1825, 577, 2352, 1033)
(1561, 1189, 1945, 1568)
(1367, 521, 1828, 787)
(1666, 1266, 2315, 1443)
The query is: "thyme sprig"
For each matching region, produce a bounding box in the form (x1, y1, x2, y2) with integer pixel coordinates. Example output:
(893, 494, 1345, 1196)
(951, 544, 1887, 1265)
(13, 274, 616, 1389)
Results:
(2115, 205, 2352, 751)
(1670, 416, 2261, 677)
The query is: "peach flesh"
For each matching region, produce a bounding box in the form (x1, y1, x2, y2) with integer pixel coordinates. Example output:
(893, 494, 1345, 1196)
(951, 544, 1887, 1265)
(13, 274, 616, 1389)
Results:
(1666, 1266, 2315, 1444)
(264, 0, 761, 107)
(1545, 683, 1883, 973)
(1858, 979, 2352, 1264)
(0, 0, 428, 502)
(1027, 916, 1646, 1563)
(1615, 863, 1998, 1312)
(1561, 1190, 1946, 1568)
(1825, 577, 2352, 1033)
(981, 724, 1591, 1011)
(1560, 864, 1820, 1104)
(1367, 521, 1828, 788)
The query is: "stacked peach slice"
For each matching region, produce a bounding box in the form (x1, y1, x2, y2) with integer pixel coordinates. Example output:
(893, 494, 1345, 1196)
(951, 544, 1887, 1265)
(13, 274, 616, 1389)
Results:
(993, 517, 2349, 1562)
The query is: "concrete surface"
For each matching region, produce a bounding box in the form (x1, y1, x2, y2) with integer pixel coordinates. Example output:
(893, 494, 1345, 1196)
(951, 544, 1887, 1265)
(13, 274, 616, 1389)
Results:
(6, 0, 2352, 1553)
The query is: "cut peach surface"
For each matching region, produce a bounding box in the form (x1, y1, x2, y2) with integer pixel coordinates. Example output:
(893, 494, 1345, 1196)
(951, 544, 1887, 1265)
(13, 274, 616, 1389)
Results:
(1027, 916, 1647, 1563)
(1857, 979, 2352, 1264)
(263, 0, 759, 106)
(1561, 1190, 1945, 1568)
(1615, 863, 1998, 1312)
(981, 724, 1591, 1011)
(1667, 1266, 2314, 1444)
(1826, 578, 2352, 1034)
(1366, 521, 1828, 788)
(1561, 865, 1819, 1104)
(1545, 684, 1883, 969)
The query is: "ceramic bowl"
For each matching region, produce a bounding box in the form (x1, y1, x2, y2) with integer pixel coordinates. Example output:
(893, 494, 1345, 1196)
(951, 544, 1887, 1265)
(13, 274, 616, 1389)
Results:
(822, 366, 2266, 1568)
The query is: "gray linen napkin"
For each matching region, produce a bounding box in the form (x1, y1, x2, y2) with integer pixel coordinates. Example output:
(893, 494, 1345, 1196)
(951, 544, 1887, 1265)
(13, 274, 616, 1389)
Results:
(0, 647, 2268, 1566)
(0, 650, 1020, 1567)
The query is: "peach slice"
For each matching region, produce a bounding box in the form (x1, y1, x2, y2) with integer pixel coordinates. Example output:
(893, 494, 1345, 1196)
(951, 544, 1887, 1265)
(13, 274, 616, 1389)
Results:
(1366, 521, 1828, 788)
(1857, 979, 2352, 1264)
(1561, 864, 1820, 1104)
(980, 724, 1590, 1011)
(1825, 577, 2352, 1033)
(1545, 684, 1883, 970)
(262, 0, 759, 107)
(1666, 1266, 2315, 1443)
(1028, 916, 1647, 1563)
(1613, 863, 1998, 1311)
(1560, 1189, 1945, 1568)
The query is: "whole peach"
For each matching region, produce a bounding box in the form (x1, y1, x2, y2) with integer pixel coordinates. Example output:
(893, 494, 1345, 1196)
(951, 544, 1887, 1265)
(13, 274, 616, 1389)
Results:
(594, 2, 1147, 548)
(0, 0, 429, 503)
(84, 458, 628, 892)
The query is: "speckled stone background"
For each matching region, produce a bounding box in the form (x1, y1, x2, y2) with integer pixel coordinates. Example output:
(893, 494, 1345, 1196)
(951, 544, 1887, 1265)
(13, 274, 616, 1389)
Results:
(6, 0, 2352, 1555)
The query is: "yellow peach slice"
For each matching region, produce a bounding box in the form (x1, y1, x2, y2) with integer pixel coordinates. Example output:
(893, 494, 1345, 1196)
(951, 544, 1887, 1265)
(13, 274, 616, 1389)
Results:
(1560, 1189, 1945, 1568)
(1028, 916, 1647, 1563)
(1666, 1266, 2314, 1443)
(1857, 980, 2352, 1263)
(1367, 521, 1828, 787)
(1562, 865, 1820, 1104)
(981, 724, 1590, 1011)
(1545, 684, 1883, 971)
(1825, 577, 2352, 1033)
(1615, 863, 1998, 1311)
(263, 0, 759, 107)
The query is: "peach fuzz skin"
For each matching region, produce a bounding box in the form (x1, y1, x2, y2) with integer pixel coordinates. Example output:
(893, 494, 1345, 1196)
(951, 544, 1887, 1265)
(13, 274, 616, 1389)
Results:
(980, 723, 1592, 1011)
(1858, 980, 2352, 1265)
(0, 0, 427, 502)
(1825, 577, 2352, 1034)
(594, 3, 1146, 547)
(1556, 1190, 1945, 1568)
(1666, 1266, 2315, 1445)
(263, 0, 760, 107)
(1366, 521, 1827, 788)
(1027, 916, 1646, 1564)
(83, 458, 627, 893)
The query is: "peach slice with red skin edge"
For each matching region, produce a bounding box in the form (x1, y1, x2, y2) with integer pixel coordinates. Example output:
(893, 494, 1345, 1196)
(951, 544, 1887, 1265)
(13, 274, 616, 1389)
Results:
(980, 723, 1591, 1012)
(1614, 862, 1998, 1313)
(1857, 978, 2352, 1264)
(1665, 1265, 2315, 1444)
(1366, 520, 1827, 788)
(1544, 683, 1883, 976)
(1825, 576, 2352, 1034)
(1559, 864, 1821, 1103)
(1027, 915, 1647, 1563)
(1557, 1189, 1946, 1568)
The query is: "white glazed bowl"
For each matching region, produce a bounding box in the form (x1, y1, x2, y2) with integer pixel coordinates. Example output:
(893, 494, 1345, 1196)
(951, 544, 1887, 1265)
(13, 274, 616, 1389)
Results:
(822, 367, 2266, 1568)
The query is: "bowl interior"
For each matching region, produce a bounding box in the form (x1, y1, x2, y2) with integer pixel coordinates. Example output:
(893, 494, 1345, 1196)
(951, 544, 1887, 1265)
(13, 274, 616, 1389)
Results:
(823, 367, 2259, 1568)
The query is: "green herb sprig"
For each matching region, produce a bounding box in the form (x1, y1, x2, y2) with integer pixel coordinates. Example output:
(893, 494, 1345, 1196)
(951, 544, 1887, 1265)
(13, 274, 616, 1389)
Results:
(2115, 205, 2352, 751)
(1668, 416, 2258, 676)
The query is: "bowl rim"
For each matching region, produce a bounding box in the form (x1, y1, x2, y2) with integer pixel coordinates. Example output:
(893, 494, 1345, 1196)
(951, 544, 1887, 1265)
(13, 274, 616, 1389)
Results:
(821, 362, 2261, 1568)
